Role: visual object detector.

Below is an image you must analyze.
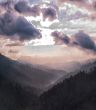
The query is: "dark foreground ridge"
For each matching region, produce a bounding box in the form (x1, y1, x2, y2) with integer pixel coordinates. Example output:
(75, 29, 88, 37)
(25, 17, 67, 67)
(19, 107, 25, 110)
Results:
(0, 54, 96, 110)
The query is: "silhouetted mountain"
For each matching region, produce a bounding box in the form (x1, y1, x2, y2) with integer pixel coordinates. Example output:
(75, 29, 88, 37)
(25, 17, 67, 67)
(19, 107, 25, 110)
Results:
(0, 54, 96, 110)
(40, 60, 96, 110)
(81, 60, 96, 73)
(0, 54, 66, 110)
(0, 54, 67, 94)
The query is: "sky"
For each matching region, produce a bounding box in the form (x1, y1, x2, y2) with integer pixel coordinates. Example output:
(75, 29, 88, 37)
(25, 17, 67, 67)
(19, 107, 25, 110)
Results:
(0, 0, 96, 66)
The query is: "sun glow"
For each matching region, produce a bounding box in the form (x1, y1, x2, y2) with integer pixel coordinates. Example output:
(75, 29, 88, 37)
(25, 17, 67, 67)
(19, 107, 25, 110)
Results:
(24, 29, 55, 46)
(25, 13, 59, 28)
(40, 19, 59, 27)
(24, 15, 57, 46)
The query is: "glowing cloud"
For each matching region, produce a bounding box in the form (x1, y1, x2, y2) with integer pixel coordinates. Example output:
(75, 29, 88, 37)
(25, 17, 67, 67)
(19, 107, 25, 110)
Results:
(24, 29, 55, 46)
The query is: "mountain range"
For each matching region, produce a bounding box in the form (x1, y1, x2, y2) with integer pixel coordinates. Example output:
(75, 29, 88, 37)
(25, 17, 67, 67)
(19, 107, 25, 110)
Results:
(0, 54, 96, 110)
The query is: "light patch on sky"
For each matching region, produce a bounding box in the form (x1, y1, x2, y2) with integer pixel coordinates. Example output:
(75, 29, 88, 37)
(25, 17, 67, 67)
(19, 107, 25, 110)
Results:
(24, 29, 55, 46)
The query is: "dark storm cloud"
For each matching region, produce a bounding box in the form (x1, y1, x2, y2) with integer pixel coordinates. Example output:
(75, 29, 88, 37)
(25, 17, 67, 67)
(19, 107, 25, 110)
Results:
(42, 7, 57, 21)
(0, 11, 41, 41)
(14, 1, 41, 16)
(51, 31, 70, 45)
(72, 31, 96, 51)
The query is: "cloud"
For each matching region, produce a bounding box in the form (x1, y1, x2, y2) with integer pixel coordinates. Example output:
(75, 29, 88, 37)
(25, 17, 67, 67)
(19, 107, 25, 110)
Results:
(14, 1, 29, 13)
(8, 49, 19, 54)
(51, 31, 70, 45)
(57, 0, 95, 14)
(93, 1, 96, 10)
(51, 30, 96, 52)
(14, 1, 41, 16)
(57, 0, 88, 4)
(0, 0, 15, 11)
(0, 11, 42, 41)
(42, 7, 57, 21)
(28, 0, 41, 4)
(57, 0, 85, 4)
(72, 31, 96, 51)
(5, 42, 24, 47)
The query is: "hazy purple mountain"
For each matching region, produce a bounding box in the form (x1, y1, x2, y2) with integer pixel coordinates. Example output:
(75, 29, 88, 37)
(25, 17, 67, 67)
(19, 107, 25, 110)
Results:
(0, 54, 67, 94)
(0, 54, 96, 110)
